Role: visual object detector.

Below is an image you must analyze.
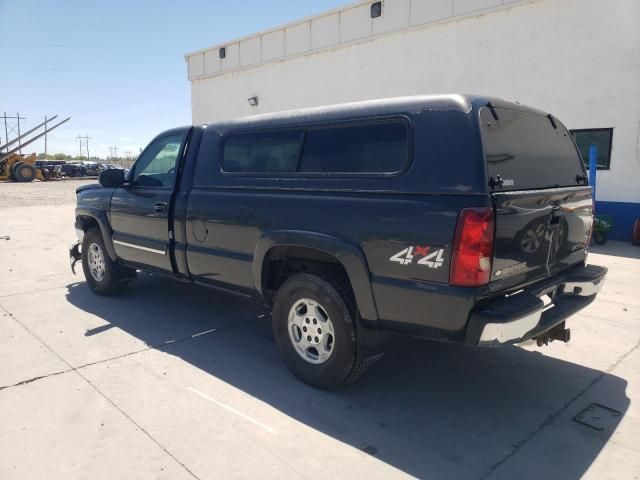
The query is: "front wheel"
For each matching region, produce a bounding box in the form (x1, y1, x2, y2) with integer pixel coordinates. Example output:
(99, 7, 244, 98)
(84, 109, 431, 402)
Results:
(81, 228, 129, 295)
(272, 272, 371, 389)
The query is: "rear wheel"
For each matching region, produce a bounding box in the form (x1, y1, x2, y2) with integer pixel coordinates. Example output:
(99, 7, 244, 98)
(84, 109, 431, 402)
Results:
(81, 228, 130, 295)
(9, 161, 21, 180)
(272, 272, 371, 389)
(13, 162, 36, 182)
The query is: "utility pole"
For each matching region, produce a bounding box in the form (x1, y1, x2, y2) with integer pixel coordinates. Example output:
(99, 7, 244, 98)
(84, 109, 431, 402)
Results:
(3, 113, 7, 153)
(16, 113, 22, 153)
(124, 150, 132, 168)
(76, 135, 91, 161)
(44, 115, 48, 158)
(1, 112, 26, 154)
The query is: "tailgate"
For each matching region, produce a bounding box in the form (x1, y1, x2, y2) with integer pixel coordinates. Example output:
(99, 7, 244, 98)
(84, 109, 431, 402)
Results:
(491, 187, 592, 285)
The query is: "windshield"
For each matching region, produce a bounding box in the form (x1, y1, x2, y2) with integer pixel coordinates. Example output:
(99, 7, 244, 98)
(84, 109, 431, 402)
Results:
(480, 107, 586, 191)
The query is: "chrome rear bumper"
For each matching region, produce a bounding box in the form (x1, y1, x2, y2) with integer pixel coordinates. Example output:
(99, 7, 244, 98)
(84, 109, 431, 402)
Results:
(467, 264, 607, 346)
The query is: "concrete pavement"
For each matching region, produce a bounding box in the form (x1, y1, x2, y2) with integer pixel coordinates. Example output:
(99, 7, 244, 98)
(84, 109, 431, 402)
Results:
(0, 183, 639, 479)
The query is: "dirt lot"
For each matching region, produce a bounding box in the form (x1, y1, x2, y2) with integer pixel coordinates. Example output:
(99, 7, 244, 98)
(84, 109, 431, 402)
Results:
(1, 181, 639, 480)
(0, 179, 95, 208)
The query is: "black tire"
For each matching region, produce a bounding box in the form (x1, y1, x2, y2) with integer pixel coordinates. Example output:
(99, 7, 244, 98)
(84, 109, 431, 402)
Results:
(81, 228, 129, 295)
(593, 231, 607, 245)
(9, 162, 22, 182)
(9, 161, 23, 180)
(13, 162, 36, 182)
(272, 272, 371, 389)
(632, 219, 640, 246)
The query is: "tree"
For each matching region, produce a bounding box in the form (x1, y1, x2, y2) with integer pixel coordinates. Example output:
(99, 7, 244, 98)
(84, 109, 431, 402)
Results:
(54, 153, 66, 160)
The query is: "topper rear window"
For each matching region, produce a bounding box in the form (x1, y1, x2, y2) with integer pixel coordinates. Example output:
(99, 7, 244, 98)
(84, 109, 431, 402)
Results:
(481, 107, 586, 191)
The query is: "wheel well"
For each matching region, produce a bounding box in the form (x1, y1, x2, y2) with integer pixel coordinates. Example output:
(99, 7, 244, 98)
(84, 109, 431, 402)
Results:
(262, 246, 350, 304)
(76, 215, 99, 232)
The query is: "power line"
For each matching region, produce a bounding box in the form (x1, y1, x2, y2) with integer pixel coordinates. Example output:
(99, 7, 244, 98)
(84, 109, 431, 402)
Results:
(0, 65, 175, 75)
(2, 42, 120, 48)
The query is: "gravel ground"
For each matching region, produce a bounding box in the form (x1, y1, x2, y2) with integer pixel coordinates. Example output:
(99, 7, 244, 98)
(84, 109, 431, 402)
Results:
(0, 179, 96, 208)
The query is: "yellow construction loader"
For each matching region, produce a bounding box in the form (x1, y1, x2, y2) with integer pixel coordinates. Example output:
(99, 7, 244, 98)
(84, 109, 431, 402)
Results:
(0, 153, 41, 182)
(0, 115, 70, 182)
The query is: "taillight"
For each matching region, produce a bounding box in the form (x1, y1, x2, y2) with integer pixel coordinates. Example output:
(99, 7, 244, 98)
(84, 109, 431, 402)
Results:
(450, 207, 495, 287)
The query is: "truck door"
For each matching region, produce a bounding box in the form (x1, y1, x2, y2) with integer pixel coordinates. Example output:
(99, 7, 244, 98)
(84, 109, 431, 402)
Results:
(110, 131, 188, 273)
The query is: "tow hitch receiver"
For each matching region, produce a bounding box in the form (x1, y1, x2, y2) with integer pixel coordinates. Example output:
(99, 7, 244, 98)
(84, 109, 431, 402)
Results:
(536, 322, 571, 347)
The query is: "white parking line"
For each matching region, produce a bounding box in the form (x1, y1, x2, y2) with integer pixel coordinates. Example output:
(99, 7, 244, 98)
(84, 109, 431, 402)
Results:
(186, 386, 277, 434)
(191, 328, 217, 338)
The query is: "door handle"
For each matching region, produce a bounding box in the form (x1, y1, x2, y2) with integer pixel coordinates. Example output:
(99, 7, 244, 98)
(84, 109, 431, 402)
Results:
(154, 201, 167, 214)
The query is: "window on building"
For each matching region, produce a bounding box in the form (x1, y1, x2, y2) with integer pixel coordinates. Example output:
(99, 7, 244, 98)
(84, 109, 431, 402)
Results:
(222, 129, 304, 173)
(570, 128, 613, 170)
(371, 2, 382, 18)
(299, 120, 408, 174)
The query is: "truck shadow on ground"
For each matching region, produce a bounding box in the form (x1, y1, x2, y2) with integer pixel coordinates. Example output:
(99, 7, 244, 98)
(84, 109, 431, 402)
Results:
(65, 275, 629, 480)
(589, 240, 640, 260)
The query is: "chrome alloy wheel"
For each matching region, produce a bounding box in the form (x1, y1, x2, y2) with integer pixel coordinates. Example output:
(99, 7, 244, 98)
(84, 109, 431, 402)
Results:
(287, 298, 336, 364)
(520, 223, 546, 253)
(87, 242, 106, 282)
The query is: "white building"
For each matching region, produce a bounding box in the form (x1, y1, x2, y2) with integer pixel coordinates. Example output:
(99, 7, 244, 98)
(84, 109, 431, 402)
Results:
(185, 0, 640, 240)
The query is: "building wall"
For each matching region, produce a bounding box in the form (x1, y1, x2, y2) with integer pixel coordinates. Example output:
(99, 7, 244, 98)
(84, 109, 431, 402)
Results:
(186, 0, 640, 238)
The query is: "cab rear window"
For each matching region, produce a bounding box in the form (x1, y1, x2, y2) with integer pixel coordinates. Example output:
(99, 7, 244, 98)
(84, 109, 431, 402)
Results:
(481, 107, 586, 191)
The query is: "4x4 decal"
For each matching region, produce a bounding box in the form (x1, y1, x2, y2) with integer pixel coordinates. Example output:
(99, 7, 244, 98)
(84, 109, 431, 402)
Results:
(389, 246, 445, 268)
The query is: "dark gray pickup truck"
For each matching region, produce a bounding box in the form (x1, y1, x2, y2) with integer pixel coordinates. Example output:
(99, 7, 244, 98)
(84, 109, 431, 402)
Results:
(70, 95, 607, 388)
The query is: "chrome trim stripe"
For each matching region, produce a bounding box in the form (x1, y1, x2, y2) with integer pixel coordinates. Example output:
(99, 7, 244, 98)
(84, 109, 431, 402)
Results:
(113, 239, 166, 255)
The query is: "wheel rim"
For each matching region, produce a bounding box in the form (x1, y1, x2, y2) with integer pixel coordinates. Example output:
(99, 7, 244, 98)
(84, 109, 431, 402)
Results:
(87, 242, 106, 282)
(287, 298, 335, 365)
(521, 223, 545, 253)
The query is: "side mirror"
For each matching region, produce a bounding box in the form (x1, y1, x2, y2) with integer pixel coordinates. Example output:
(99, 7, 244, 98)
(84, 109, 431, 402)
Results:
(99, 168, 126, 188)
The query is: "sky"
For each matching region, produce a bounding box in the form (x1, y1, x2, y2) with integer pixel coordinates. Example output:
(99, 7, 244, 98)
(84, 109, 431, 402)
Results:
(0, 0, 346, 158)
